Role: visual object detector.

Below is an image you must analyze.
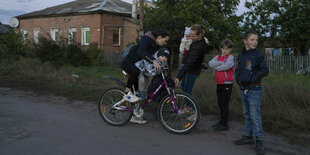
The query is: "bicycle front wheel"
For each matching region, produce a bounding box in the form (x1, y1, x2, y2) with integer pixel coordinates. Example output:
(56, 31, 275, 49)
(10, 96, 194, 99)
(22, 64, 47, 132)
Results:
(158, 92, 200, 134)
(98, 87, 133, 126)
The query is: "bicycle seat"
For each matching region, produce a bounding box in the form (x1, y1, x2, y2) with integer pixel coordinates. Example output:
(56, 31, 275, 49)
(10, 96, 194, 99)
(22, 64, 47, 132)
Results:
(122, 70, 130, 77)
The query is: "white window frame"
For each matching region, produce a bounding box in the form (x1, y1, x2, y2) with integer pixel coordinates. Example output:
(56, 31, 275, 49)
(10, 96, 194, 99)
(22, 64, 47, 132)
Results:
(50, 28, 59, 42)
(112, 27, 121, 46)
(81, 27, 90, 45)
(33, 28, 40, 44)
(21, 29, 28, 43)
(68, 27, 76, 45)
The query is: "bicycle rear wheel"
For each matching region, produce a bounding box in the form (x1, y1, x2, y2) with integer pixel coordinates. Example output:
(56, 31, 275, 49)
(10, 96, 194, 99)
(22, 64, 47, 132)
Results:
(98, 87, 133, 126)
(158, 92, 200, 134)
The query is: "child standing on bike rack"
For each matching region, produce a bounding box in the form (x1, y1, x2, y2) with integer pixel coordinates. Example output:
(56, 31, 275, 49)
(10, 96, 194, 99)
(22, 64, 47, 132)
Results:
(208, 38, 234, 131)
(130, 47, 170, 124)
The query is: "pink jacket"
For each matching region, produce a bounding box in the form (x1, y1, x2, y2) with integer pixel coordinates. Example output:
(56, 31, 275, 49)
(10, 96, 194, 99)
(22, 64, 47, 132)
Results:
(208, 54, 234, 84)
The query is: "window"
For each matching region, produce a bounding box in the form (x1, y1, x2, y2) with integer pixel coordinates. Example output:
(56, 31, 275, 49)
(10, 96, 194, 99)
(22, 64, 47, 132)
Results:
(50, 28, 59, 42)
(68, 27, 76, 45)
(33, 28, 40, 44)
(21, 29, 28, 43)
(81, 27, 90, 45)
(113, 27, 121, 46)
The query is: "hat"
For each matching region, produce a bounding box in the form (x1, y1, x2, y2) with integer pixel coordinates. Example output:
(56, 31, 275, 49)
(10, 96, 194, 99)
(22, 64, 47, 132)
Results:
(157, 47, 170, 58)
(184, 27, 191, 35)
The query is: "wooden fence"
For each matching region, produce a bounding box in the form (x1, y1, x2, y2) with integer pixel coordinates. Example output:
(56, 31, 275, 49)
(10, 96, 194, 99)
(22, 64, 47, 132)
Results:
(103, 51, 122, 66)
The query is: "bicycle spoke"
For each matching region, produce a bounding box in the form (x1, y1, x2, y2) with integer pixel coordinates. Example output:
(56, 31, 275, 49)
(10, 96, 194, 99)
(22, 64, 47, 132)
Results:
(99, 88, 132, 126)
(159, 92, 200, 133)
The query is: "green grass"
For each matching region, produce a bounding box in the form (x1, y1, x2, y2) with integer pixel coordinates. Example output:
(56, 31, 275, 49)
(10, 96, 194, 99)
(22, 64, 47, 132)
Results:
(73, 66, 123, 79)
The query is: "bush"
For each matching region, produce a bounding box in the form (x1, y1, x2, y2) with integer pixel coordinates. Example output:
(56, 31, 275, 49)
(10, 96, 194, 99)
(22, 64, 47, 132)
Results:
(85, 42, 103, 65)
(0, 29, 28, 60)
(33, 37, 91, 67)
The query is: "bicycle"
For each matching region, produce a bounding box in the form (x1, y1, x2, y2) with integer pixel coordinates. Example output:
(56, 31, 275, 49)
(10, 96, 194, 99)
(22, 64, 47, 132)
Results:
(98, 67, 200, 134)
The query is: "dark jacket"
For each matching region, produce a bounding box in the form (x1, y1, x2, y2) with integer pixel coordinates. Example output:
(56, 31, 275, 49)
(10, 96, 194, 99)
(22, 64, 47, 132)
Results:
(176, 38, 208, 80)
(124, 31, 159, 63)
(235, 48, 269, 90)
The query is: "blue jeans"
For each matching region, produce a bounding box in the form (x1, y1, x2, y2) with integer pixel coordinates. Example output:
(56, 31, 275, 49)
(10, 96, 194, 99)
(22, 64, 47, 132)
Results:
(241, 86, 264, 140)
(181, 73, 198, 109)
(181, 73, 198, 97)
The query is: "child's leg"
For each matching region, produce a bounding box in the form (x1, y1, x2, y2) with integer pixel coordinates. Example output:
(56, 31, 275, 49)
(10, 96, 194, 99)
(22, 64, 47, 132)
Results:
(221, 84, 233, 126)
(138, 73, 146, 92)
(217, 84, 224, 123)
(138, 73, 147, 98)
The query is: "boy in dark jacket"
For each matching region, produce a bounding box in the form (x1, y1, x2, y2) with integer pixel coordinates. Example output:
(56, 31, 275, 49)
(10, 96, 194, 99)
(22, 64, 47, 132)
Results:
(233, 31, 269, 155)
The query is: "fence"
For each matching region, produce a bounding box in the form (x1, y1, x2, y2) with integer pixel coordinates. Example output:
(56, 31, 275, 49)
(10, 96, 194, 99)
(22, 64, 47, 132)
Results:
(266, 55, 310, 74)
(103, 51, 122, 66)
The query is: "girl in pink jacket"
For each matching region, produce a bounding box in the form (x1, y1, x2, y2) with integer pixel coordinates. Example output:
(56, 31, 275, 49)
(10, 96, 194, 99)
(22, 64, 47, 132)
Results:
(208, 38, 234, 131)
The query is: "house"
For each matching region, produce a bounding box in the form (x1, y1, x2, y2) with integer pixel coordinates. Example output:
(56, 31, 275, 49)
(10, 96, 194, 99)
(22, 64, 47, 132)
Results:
(263, 38, 293, 56)
(14, 0, 140, 53)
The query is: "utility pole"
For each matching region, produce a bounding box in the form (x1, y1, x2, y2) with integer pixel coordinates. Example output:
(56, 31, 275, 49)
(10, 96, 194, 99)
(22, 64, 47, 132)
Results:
(132, 0, 137, 19)
(139, 0, 144, 37)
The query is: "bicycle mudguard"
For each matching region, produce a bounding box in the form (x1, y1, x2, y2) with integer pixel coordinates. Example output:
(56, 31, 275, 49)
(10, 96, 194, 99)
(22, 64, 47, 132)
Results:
(103, 76, 126, 88)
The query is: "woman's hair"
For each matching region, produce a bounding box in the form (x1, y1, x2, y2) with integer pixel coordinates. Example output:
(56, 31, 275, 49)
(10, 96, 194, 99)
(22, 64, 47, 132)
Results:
(151, 29, 170, 38)
(191, 24, 204, 35)
(219, 38, 233, 49)
(243, 31, 258, 40)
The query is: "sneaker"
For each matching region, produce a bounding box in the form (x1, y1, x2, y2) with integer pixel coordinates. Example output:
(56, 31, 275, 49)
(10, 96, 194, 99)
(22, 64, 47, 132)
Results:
(233, 135, 255, 145)
(212, 121, 221, 129)
(186, 112, 197, 121)
(213, 124, 229, 131)
(123, 92, 139, 103)
(256, 140, 265, 155)
(130, 116, 147, 124)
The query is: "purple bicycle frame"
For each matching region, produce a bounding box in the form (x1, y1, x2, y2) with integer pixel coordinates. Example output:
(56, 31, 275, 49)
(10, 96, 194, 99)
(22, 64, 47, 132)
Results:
(121, 76, 179, 114)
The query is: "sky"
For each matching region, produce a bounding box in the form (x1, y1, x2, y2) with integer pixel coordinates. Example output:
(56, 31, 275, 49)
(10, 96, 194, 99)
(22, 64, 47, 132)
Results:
(0, 0, 248, 25)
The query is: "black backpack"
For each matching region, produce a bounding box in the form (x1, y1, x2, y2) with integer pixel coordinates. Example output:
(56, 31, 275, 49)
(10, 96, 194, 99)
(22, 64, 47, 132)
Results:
(147, 75, 175, 103)
(121, 44, 136, 60)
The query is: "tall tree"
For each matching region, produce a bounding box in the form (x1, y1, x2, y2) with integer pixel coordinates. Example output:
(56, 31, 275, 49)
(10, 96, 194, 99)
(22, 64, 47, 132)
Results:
(243, 0, 310, 55)
(144, 0, 242, 69)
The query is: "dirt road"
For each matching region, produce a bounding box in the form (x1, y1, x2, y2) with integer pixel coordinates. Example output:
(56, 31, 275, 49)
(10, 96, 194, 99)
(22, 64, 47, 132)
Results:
(0, 88, 309, 155)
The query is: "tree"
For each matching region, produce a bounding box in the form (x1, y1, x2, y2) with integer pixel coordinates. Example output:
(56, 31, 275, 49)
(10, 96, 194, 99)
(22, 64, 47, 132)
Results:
(144, 0, 242, 69)
(0, 28, 27, 60)
(243, 0, 310, 55)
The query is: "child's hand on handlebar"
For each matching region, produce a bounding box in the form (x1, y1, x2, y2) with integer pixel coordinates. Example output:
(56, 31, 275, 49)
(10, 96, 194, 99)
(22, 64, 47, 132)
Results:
(153, 60, 161, 71)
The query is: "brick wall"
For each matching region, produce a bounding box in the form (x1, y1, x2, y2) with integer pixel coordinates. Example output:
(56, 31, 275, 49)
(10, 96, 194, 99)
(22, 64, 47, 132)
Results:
(16, 12, 139, 52)
(123, 19, 139, 49)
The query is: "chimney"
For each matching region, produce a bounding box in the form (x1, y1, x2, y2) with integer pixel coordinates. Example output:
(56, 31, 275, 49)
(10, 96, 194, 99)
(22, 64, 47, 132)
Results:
(132, 0, 137, 19)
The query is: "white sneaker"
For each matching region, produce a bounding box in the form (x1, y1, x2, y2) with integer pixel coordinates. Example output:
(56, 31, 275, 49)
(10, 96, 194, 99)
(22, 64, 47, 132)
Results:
(133, 105, 144, 118)
(123, 92, 139, 103)
(130, 116, 147, 124)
